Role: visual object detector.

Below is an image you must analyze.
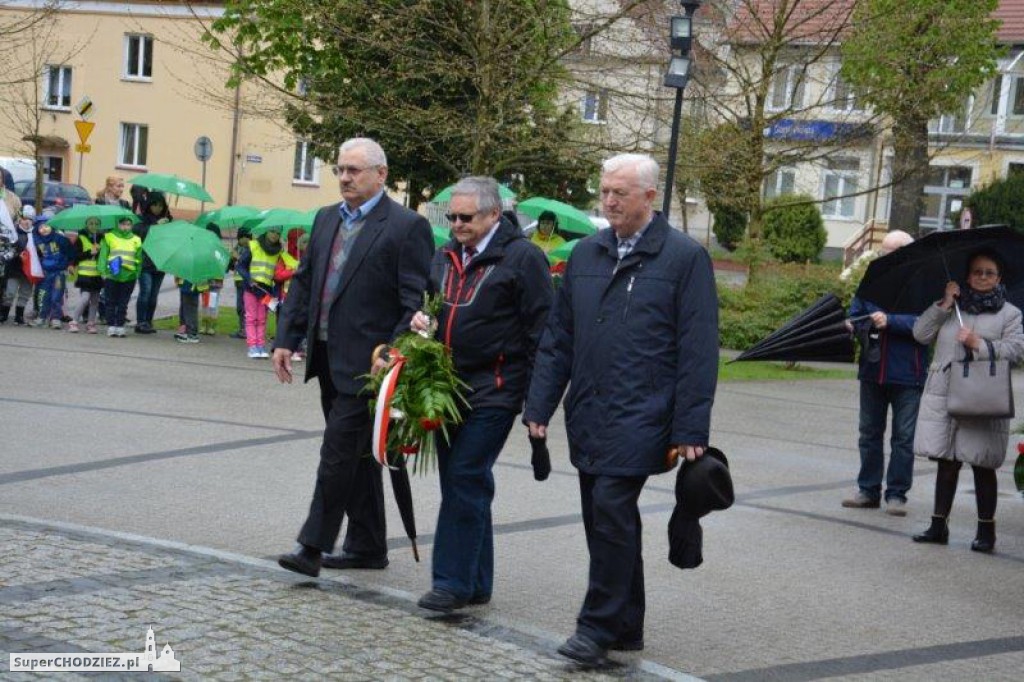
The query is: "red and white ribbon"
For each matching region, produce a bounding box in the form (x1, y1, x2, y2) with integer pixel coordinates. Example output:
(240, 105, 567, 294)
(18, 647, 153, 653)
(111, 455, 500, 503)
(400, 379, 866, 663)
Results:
(371, 352, 407, 468)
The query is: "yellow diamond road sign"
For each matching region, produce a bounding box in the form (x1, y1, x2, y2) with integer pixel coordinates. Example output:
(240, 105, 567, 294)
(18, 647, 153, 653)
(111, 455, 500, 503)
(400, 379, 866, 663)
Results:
(74, 120, 95, 145)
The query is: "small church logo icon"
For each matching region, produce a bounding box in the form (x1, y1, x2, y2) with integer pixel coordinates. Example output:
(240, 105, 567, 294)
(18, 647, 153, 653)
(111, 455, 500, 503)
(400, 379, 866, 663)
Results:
(140, 627, 180, 672)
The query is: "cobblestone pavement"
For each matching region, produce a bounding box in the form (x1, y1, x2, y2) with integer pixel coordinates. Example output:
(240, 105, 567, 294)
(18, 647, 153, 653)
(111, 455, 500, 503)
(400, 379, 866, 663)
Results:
(0, 519, 688, 681)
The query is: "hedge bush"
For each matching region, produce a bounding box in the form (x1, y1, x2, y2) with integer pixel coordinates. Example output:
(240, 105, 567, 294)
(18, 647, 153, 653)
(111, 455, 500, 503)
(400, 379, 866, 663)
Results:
(710, 204, 747, 251)
(962, 172, 1024, 231)
(718, 262, 850, 350)
(761, 194, 827, 263)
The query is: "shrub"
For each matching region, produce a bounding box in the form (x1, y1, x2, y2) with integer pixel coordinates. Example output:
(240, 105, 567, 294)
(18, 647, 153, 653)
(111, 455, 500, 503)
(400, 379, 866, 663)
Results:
(962, 172, 1024, 232)
(710, 204, 747, 251)
(718, 262, 848, 350)
(761, 194, 827, 263)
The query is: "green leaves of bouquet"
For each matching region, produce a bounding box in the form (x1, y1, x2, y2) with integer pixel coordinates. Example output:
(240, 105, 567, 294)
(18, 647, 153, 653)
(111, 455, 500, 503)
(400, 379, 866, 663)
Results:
(364, 293, 468, 474)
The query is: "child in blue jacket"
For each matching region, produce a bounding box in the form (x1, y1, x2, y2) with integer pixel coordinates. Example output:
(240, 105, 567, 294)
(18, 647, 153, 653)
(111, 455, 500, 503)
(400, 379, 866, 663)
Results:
(32, 215, 73, 329)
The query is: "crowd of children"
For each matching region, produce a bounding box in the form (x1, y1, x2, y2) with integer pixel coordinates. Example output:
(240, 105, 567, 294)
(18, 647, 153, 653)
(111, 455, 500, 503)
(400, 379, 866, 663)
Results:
(0, 176, 310, 359)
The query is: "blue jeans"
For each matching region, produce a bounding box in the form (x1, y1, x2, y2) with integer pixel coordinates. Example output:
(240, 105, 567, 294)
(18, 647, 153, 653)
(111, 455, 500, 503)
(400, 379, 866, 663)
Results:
(234, 280, 246, 332)
(37, 272, 65, 322)
(135, 270, 164, 326)
(857, 382, 922, 502)
(432, 407, 516, 600)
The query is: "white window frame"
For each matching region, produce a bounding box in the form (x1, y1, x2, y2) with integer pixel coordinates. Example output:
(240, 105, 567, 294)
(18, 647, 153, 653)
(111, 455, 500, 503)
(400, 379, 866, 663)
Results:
(43, 65, 72, 110)
(123, 34, 153, 81)
(768, 64, 806, 112)
(821, 158, 860, 220)
(293, 140, 319, 185)
(826, 60, 863, 113)
(931, 96, 973, 134)
(118, 122, 149, 169)
(764, 167, 796, 200)
(581, 89, 608, 124)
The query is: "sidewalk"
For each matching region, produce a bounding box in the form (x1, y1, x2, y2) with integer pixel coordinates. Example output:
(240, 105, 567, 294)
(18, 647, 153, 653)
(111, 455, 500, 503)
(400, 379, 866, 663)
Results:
(0, 516, 685, 681)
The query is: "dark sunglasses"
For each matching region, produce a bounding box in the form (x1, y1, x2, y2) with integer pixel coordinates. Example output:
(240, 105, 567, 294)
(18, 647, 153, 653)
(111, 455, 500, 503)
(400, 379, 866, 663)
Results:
(445, 212, 480, 224)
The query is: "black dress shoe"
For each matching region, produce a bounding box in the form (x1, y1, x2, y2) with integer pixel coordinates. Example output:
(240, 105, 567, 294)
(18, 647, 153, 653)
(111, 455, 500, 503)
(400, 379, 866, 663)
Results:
(417, 589, 468, 614)
(278, 545, 322, 577)
(321, 553, 389, 570)
(468, 593, 491, 605)
(557, 633, 607, 667)
(609, 638, 644, 651)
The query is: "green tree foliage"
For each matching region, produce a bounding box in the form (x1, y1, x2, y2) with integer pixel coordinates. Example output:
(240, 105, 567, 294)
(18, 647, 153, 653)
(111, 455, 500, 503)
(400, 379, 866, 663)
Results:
(206, 0, 597, 206)
(962, 171, 1024, 232)
(841, 0, 1001, 234)
(761, 194, 826, 263)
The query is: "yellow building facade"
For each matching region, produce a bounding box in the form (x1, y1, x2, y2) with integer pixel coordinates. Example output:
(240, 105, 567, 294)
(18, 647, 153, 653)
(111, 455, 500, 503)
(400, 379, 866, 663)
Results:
(0, 1, 345, 217)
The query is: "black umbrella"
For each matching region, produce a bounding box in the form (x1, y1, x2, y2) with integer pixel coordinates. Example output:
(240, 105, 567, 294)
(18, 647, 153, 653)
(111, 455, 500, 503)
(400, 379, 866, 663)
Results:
(856, 226, 1024, 314)
(387, 464, 419, 561)
(732, 293, 855, 363)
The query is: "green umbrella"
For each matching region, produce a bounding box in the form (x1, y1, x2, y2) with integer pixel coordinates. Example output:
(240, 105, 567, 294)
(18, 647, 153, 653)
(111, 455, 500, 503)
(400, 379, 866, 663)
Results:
(518, 197, 596, 237)
(131, 172, 214, 203)
(432, 183, 516, 204)
(547, 238, 581, 264)
(249, 208, 315, 236)
(46, 204, 139, 231)
(142, 220, 230, 283)
(431, 225, 451, 247)
(195, 205, 260, 229)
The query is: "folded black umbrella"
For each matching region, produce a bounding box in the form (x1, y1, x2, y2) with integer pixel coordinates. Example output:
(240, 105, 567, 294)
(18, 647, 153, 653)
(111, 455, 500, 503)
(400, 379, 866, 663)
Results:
(856, 226, 1024, 314)
(386, 459, 419, 562)
(732, 293, 855, 363)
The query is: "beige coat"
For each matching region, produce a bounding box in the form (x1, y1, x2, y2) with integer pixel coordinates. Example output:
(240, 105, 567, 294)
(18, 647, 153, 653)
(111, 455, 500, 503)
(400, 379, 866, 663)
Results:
(912, 301, 1024, 468)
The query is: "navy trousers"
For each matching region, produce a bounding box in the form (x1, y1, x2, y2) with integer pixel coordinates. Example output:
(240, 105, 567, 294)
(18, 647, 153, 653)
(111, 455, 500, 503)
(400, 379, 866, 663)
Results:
(432, 407, 516, 600)
(576, 471, 648, 647)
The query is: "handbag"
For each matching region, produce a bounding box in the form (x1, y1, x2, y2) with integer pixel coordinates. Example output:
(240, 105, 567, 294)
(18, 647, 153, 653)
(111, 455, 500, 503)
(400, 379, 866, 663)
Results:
(947, 338, 1015, 419)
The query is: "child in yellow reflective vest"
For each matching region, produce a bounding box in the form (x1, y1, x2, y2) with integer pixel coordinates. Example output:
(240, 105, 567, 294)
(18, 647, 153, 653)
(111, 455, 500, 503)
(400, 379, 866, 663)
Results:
(98, 217, 142, 338)
(69, 217, 104, 333)
(236, 227, 295, 358)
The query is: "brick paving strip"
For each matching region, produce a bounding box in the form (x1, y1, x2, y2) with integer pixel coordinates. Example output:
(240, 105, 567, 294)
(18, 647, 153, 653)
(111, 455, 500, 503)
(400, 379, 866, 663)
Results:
(0, 516, 699, 681)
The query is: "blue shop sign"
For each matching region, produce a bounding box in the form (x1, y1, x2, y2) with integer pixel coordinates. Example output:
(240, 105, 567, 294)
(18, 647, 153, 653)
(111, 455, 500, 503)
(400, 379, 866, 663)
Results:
(765, 119, 871, 141)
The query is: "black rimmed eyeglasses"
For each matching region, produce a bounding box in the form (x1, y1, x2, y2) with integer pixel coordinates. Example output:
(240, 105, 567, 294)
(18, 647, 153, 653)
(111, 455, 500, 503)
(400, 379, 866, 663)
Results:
(330, 165, 377, 177)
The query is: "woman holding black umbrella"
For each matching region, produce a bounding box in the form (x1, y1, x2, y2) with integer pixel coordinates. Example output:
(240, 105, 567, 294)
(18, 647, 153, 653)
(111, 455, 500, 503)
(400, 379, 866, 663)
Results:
(911, 249, 1024, 552)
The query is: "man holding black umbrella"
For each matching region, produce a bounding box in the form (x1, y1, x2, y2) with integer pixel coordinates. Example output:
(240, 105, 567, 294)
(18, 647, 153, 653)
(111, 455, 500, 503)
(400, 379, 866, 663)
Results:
(272, 137, 433, 576)
(843, 231, 928, 516)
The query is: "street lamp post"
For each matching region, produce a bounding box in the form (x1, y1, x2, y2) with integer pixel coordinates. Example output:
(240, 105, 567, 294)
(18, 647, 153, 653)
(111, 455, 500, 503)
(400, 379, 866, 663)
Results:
(662, 0, 701, 217)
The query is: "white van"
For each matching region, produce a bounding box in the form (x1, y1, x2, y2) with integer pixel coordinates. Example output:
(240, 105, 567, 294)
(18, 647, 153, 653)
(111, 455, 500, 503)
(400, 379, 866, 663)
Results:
(0, 157, 37, 185)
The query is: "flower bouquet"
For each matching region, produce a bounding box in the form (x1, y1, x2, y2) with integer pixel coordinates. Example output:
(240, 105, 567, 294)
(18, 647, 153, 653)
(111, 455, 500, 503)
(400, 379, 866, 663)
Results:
(365, 293, 468, 474)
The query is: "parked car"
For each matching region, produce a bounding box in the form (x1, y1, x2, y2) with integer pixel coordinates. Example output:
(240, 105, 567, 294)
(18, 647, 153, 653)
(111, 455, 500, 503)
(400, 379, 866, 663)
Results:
(15, 180, 93, 211)
(0, 157, 37, 189)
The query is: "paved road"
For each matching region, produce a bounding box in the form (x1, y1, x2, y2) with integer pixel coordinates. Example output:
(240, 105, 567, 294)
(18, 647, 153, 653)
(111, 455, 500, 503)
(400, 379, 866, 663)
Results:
(1, 303, 1023, 680)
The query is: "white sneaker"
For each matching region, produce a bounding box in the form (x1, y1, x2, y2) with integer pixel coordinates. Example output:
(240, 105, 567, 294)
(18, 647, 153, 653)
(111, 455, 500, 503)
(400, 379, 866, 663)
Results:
(247, 347, 260, 359)
(107, 326, 118, 337)
(885, 498, 908, 517)
(258, 347, 271, 358)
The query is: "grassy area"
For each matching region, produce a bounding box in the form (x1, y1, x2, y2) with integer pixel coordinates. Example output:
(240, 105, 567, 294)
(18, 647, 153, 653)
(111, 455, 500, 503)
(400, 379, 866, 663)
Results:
(719, 358, 853, 381)
(154, 308, 277, 337)
(156, 310, 851, 381)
